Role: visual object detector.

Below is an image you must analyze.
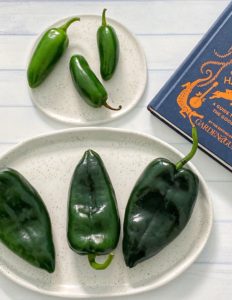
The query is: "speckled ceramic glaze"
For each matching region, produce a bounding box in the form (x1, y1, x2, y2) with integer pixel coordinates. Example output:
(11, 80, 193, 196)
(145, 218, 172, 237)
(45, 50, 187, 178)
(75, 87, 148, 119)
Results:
(0, 128, 213, 298)
(28, 15, 147, 125)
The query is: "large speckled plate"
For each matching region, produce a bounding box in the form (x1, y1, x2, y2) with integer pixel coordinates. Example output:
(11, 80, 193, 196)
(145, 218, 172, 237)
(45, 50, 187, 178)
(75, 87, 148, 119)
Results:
(28, 15, 147, 125)
(0, 128, 213, 298)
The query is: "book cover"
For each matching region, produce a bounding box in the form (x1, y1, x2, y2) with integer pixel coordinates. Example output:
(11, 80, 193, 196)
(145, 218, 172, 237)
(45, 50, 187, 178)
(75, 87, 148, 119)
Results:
(148, 3, 232, 171)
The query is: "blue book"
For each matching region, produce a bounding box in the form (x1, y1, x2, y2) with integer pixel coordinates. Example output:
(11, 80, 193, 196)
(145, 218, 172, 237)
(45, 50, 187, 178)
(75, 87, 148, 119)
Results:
(148, 3, 232, 171)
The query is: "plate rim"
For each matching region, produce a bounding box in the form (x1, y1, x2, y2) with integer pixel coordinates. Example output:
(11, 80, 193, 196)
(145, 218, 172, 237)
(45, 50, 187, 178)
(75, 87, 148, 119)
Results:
(0, 127, 213, 298)
(27, 14, 148, 126)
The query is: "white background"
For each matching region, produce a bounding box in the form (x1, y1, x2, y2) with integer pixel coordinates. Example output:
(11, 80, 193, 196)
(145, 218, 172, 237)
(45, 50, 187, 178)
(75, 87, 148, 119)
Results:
(0, 0, 231, 299)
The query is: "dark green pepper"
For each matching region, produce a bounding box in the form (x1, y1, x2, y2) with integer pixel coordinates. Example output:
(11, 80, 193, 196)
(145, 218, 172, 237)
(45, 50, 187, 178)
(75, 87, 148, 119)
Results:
(67, 150, 120, 270)
(97, 9, 119, 80)
(123, 126, 199, 268)
(70, 55, 121, 110)
(0, 168, 55, 273)
(27, 17, 80, 88)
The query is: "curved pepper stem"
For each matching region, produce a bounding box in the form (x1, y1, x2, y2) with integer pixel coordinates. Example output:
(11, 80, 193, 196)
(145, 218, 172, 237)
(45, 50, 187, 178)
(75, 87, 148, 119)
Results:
(104, 102, 122, 111)
(102, 8, 107, 26)
(88, 253, 114, 270)
(59, 17, 80, 32)
(175, 126, 198, 170)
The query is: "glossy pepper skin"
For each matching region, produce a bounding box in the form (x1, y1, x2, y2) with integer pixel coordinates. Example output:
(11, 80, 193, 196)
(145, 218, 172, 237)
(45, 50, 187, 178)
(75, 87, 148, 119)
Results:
(0, 168, 55, 273)
(123, 127, 199, 268)
(27, 17, 80, 88)
(70, 55, 121, 111)
(67, 150, 120, 270)
(97, 9, 119, 80)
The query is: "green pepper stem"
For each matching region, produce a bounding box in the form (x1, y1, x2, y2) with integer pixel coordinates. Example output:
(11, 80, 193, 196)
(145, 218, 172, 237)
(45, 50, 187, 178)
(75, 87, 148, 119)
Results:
(102, 8, 107, 26)
(59, 17, 80, 32)
(104, 103, 122, 111)
(88, 253, 114, 270)
(175, 126, 198, 170)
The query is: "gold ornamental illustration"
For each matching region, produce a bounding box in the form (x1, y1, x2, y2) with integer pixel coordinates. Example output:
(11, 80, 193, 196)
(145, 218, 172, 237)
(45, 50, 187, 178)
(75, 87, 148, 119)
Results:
(210, 89, 232, 104)
(177, 47, 232, 125)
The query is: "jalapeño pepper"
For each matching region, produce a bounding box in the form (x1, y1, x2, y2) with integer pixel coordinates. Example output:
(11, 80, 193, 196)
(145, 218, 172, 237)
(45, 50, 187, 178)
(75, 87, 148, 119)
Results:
(70, 55, 121, 110)
(97, 9, 119, 80)
(67, 150, 120, 270)
(27, 17, 80, 88)
(0, 168, 55, 273)
(123, 126, 199, 268)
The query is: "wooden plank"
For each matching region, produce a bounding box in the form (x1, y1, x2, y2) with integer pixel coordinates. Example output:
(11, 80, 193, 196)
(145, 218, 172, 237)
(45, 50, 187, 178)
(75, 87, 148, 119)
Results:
(0, 36, 31, 69)
(0, 106, 186, 142)
(140, 35, 201, 69)
(0, 71, 30, 106)
(141, 264, 232, 300)
(0, 1, 228, 35)
(0, 107, 66, 142)
(0, 105, 229, 152)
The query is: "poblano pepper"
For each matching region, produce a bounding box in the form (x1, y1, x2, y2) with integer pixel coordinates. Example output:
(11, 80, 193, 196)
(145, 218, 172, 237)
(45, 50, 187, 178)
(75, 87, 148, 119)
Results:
(27, 17, 80, 88)
(97, 9, 119, 80)
(70, 55, 121, 110)
(0, 168, 55, 273)
(67, 150, 120, 270)
(123, 126, 199, 268)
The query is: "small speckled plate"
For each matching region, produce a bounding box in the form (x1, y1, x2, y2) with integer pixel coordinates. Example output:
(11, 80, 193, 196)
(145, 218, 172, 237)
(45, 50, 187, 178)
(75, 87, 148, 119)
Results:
(0, 128, 213, 298)
(27, 15, 147, 125)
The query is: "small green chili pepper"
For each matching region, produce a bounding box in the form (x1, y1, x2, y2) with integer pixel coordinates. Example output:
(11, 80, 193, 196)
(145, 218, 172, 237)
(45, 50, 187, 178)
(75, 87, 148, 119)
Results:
(123, 126, 199, 268)
(70, 55, 121, 110)
(67, 150, 120, 270)
(97, 9, 119, 80)
(0, 168, 55, 273)
(27, 17, 80, 88)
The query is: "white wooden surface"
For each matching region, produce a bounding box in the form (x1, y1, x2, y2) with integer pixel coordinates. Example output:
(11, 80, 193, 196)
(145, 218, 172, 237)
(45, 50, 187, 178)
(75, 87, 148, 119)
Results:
(0, 0, 231, 299)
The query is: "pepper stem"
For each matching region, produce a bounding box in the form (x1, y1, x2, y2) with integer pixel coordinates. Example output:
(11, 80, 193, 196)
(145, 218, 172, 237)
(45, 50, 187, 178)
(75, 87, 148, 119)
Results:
(175, 126, 198, 170)
(104, 102, 122, 111)
(88, 253, 114, 270)
(102, 8, 107, 26)
(59, 17, 80, 32)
